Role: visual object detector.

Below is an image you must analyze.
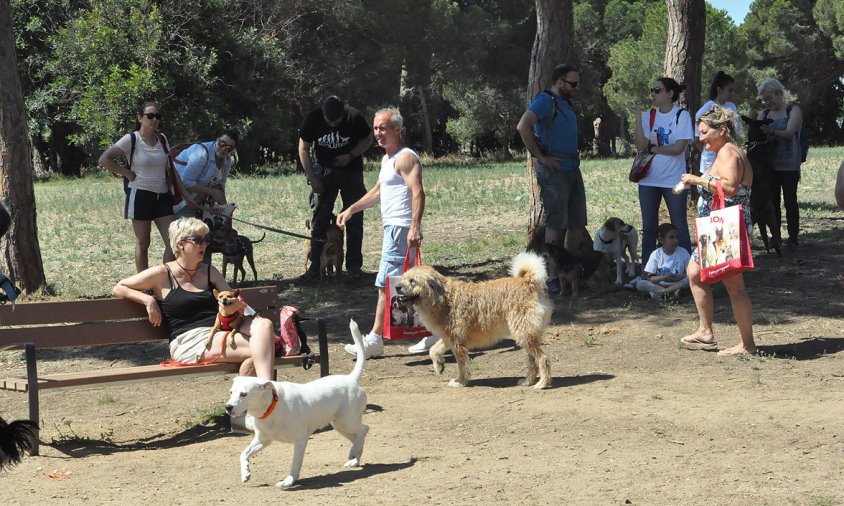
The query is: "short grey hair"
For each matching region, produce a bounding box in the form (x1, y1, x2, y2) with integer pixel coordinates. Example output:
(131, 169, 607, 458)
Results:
(168, 217, 209, 258)
(757, 78, 786, 98)
(375, 107, 403, 128)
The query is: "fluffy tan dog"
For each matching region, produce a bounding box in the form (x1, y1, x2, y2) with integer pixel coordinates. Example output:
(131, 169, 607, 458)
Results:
(395, 252, 553, 389)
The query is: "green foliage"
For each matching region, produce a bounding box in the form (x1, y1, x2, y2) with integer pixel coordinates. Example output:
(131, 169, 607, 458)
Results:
(814, 0, 844, 59)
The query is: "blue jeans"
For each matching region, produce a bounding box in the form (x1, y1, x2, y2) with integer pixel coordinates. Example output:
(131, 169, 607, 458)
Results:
(638, 185, 691, 262)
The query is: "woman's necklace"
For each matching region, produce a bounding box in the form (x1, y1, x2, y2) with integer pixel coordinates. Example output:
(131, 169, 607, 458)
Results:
(175, 260, 200, 281)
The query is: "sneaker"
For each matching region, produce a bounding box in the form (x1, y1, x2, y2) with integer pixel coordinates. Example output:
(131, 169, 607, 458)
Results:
(344, 332, 384, 359)
(546, 278, 561, 297)
(407, 334, 440, 354)
(297, 269, 320, 282)
(623, 276, 641, 291)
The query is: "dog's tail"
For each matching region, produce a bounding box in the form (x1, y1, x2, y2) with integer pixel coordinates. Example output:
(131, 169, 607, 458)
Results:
(251, 232, 267, 244)
(510, 251, 548, 287)
(0, 416, 38, 470)
(348, 319, 366, 382)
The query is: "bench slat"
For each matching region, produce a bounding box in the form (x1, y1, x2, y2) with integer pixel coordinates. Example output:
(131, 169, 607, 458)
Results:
(0, 286, 279, 350)
(0, 286, 278, 326)
(0, 354, 321, 392)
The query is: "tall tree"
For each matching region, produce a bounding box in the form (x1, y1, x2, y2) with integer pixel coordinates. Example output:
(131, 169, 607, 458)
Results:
(525, 0, 575, 241)
(664, 0, 705, 115)
(0, 0, 45, 292)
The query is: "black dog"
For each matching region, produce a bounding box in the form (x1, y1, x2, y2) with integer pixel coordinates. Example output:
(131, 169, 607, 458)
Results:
(220, 230, 266, 286)
(0, 415, 38, 470)
(741, 115, 782, 255)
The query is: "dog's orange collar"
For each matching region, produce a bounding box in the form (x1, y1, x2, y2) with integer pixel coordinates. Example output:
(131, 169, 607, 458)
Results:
(257, 387, 279, 420)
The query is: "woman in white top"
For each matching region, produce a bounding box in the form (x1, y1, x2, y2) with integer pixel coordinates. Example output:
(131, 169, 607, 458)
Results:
(695, 71, 738, 172)
(99, 102, 184, 272)
(627, 77, 694, 263)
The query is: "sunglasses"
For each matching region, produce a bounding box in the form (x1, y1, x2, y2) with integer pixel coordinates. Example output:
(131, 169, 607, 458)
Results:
(183, 235, 211, 245)
(650, 87, 664, 94)
(217, 138, 236, 153)
(142, 112, 163, 120)
(562, 78, 580, 88)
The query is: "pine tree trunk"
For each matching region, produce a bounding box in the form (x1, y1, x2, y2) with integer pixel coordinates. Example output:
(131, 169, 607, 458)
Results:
(0, 0, 46, 293)
(664, 0, 705, 203)
(526, 0, 574, 245)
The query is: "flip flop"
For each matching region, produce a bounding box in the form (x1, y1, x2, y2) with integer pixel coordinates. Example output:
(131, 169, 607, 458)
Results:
(679, 335, 718, 351)
(717, 347, 756, 357)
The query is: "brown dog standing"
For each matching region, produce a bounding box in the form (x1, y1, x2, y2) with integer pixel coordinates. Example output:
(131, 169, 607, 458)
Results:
(206, 289, 244, 351)
(320, 222, 344, 279)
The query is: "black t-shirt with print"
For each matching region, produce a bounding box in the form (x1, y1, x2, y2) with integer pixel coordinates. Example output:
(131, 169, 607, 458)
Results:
(299, 105, 370, 173)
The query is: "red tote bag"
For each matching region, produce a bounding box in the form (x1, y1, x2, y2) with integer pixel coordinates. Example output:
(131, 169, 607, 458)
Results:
(383, 247, 432, 341)
(695, 180, 754, 284)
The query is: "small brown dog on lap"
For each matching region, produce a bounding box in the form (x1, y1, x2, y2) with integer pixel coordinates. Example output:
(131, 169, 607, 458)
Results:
(206, 289, 244, 351)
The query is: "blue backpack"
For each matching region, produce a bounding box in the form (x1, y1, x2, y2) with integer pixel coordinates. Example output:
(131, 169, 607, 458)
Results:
(764, 105, 808, 163)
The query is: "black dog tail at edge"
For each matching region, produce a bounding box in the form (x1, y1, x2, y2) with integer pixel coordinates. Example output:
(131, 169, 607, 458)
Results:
(0, 416, 39, 470)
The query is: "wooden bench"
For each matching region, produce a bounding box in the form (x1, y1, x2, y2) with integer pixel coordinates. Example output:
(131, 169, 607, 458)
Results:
(0, 285, 329, 454)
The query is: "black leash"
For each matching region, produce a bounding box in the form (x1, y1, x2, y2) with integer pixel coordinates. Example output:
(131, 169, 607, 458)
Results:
(202, 205, 326, 242)
(230, 215, 325, 242)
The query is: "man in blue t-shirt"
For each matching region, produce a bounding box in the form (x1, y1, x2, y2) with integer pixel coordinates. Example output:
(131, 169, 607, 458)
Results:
(517, 64, 587, 288)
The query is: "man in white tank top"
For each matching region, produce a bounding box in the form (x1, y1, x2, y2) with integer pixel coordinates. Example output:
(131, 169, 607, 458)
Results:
(337, 107, 439, 358)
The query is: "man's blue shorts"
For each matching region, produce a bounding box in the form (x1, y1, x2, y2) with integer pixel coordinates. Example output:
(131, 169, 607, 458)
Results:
(375, 225, 417, 288)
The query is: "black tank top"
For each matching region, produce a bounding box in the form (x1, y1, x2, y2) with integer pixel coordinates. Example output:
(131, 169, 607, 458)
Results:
(159, 264, 217, 340)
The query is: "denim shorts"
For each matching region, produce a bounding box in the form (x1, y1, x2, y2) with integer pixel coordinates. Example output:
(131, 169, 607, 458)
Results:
(375, 225, 417, 288)
(534, 162, 587, 230)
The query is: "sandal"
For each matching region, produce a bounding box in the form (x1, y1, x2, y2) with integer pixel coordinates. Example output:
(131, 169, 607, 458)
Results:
(679, 335, 718, 351)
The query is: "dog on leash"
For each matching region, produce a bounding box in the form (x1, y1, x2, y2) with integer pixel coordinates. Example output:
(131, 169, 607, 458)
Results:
(226, 319, 369, 490)
(205, 289, 244, 351)
(395, 252, 553, 389)
(320, 219, 344, 279)
(593, 217, 639, 285)
(544, 242, 610, 296)
(0, 415, 38, 470)
(221, 230, 265, 286)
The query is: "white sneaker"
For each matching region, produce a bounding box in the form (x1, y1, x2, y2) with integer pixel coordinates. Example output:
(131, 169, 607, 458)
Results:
(407, 334, 441, 354)
(344, 333, 384, 359)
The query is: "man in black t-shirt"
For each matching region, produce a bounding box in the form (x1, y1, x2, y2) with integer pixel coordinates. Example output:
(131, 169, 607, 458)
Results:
(299, 96, 373, 279)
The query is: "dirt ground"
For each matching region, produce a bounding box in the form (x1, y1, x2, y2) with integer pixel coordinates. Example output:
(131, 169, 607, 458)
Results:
(2, 219, 844, 505)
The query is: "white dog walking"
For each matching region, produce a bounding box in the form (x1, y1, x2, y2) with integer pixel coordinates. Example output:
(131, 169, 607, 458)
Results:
(226, 319, 369, 489)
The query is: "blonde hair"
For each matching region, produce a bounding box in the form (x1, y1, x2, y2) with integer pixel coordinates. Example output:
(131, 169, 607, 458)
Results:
(168, 217, 209, 257)
(699, 104, 740, 144)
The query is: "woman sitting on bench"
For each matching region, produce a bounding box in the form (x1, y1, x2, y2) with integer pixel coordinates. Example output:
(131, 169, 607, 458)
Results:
(114, 217, 276, 379)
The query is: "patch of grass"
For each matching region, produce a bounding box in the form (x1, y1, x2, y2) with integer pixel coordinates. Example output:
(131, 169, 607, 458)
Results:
(651, 393, 663, 400)
(28, 146, 844, 299)
(97, 394, 119, 404)
(186, 404, 227, 428)
(585, 334, 598, 347)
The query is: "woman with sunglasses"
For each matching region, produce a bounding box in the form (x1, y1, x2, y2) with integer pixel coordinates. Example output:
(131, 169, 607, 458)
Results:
(627, 77, 694, 263)
(172, 129, 239, 218)
(114, 217, 276, 379)
(100, 102, 180, 272)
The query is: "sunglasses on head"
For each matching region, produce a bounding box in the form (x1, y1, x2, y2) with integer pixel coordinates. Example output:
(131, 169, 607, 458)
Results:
(142, 112, 162, 120)
(217, 138, 236, 153)
(562, 78, 579, 88)
(650, 87, 663, 94)
(183, 235, 210, 245)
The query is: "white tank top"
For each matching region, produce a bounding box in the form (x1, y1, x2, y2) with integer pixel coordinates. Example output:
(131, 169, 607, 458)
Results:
(379, 147, 421, 227)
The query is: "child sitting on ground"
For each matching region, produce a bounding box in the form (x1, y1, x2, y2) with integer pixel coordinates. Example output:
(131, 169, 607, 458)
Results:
(634, 223, 691, 300)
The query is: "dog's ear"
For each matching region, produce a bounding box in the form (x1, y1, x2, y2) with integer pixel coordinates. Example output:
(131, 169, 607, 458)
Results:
(232, 289, 240, 297)
(762, 118, 773, 126)
(430, 276, 446, 303)
(259, 381, 273, 390)
(213, 288, 220, 297)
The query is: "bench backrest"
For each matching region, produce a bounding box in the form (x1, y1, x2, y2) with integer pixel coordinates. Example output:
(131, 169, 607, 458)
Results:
(0, 286, 278, 350)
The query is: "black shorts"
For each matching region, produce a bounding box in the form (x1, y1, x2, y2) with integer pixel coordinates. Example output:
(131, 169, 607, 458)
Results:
(124, 188, 174, 221)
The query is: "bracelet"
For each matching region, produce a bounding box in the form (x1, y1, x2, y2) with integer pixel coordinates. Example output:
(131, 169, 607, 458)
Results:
(706, 179, 712, 191)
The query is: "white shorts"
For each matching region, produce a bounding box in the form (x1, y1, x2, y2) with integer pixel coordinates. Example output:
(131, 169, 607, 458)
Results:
(169, 327, 229, 363)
